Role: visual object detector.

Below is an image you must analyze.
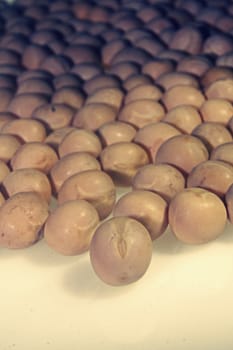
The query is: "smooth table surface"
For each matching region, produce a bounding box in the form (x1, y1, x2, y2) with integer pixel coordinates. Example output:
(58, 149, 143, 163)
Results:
(1, 190, 233, 350)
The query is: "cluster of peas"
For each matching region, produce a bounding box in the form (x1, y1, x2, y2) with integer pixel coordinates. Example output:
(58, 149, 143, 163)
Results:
(0, 0, 232, 286)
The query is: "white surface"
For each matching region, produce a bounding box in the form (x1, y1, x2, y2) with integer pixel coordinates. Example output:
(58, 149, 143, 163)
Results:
(1, 201, 233, 350)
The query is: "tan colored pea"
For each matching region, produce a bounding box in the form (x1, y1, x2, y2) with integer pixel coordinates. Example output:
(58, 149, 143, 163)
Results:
(202, 33, 233, 57)
(187, 160, 233, 198)
(201, 67, 233, 88)
(40, 55, 72, 76)
(17, 78, 53, 95)
(169, 27, 203, 54)
(142, 59, 175, 81)
(85, 87, 124, 111)
(32, 103, 75, 131)
(211, 142, 233, 166)
(18, 70, 52, 83)
(0, 134, 22, 163)
(50, 152, 101, 193)
(58, 128, 102, 158)
(2, 168, 52, 202)
(11, 142, 58, 174)
(7, 93, 48, 119)
(51, 86, 85, 110)
(118, 99, 165, 129)
(72, 103, 117, 131)
(64, 44, 99, 65)
(44, 127, 75, 150)
(1, 119, 47, 142)
(123, 74, 153, 91)
(155, 134, 209, 175)
(124, 84, 163, 104)
(162, 85, 205, 110)
(162, 105, 202, 134)
(83, 74, 121, 95)
(200, 99, 233, 125)
(134, 121, 181, 162)
(159, 51, 186, 61)
(89, 216, 153, 286)
(44, 200, 100, 255)
(22, 44, 51, 70)
(113, 189, 168, 240)
(192, 122, 232, 152)
(98, 121, 136, 146)
(132, 163, 185, 202)
(156, 71, 199, 91)
(71, 63, 102, 81)
(53, 73, 82, 90)
(176, 56, 211, 77)
(58, 170, 116, 220)
(100, 141, 149, 186)
(0, 191, 49, 249)
(205, 79, 233, 102)
(169, 188, 227, 244)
